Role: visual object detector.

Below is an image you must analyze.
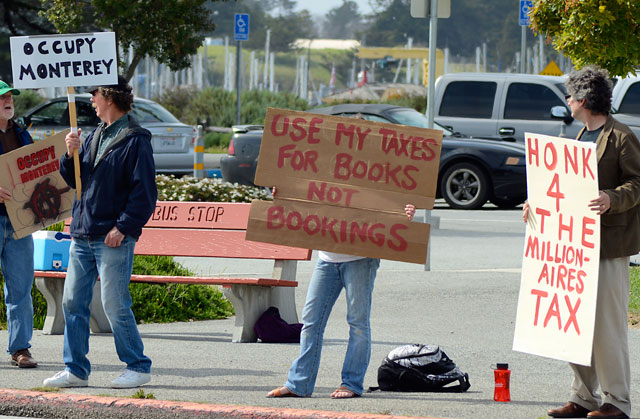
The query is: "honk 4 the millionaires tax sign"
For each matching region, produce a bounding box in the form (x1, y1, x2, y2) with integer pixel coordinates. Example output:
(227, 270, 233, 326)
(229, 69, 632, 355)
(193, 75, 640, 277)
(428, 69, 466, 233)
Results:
(513, 133, 600, 366)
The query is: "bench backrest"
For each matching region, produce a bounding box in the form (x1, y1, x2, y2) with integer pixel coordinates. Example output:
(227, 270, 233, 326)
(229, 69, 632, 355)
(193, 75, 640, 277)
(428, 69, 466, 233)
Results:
(66, 201, 312, 261)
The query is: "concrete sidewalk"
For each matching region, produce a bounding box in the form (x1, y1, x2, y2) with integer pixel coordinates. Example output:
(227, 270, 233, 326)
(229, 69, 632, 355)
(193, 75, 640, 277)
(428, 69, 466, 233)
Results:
(1, 207, 639, 418)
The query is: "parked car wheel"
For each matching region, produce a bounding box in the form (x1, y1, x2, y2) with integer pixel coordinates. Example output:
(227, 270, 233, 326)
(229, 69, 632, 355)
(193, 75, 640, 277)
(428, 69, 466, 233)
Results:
(490, 196, 526, 209)
(441, 162, 489, 210)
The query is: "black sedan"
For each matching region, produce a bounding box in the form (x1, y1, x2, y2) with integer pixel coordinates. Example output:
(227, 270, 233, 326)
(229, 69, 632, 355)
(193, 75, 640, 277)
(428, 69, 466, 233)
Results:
(221, 104, 526, 210)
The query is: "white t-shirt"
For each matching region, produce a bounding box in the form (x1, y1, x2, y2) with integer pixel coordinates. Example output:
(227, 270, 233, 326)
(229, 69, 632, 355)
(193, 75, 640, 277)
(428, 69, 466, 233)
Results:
(318, 251, 364, 263)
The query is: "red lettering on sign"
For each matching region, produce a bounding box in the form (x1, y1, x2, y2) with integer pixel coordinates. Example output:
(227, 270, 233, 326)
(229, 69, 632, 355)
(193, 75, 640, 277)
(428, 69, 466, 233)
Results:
(527, 136, 539, 167)
(558, 213, 573, 242)
(265, 205, 412, 253)
(277, 144, 318, 172)
(546, 173, 565, 212)
(307, 181, 359, 207)
(581, 216, 596, 249)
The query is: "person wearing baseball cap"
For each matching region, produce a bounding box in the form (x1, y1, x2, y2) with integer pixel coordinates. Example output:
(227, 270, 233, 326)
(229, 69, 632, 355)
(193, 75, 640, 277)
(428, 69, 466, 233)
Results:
(84, 74, 129, 95)
(44, 75, 156, 389)
(0, 80, 38, 369)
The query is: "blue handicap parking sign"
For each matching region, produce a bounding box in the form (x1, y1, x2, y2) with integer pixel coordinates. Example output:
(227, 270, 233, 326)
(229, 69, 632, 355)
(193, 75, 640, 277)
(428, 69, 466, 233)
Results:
(519, 0, 533, 26)
(234, 13, 250, 41)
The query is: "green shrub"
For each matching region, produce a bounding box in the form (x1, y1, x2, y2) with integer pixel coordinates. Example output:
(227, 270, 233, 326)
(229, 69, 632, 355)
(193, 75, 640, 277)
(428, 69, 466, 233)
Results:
(156, 87, 308, 128)
(130, 256, 233, 323)
(204, 131, 232, 149)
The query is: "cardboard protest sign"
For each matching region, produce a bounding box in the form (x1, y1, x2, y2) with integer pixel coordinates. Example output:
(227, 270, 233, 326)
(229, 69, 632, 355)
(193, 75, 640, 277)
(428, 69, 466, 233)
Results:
(0, 130, 74, 239)
(513, 133, 600, 366)
(246, 107, 443, 264)
(10, 32, 117, 89)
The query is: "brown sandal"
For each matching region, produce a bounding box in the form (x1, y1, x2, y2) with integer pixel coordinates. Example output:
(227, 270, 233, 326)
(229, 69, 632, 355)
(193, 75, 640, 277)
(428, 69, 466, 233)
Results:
(267, 386, 299, 398)
(330, 386, 360, 399)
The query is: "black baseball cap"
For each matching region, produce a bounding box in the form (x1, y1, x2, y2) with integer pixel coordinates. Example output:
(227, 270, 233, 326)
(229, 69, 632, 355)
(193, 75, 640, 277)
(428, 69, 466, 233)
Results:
(86, 75, 130, 94)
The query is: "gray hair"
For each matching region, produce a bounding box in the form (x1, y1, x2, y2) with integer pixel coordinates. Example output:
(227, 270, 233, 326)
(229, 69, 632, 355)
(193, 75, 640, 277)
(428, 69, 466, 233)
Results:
(565, 65, 613, 115)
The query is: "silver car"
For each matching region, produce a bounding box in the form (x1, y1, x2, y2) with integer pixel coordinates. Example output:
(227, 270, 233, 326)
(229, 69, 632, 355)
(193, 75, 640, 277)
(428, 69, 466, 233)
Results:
(19, 94, 198, 175)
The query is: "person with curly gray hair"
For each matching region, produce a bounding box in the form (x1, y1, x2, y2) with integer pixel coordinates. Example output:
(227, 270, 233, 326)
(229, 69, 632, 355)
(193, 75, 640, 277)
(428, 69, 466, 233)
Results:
(527, 66, 640, 419)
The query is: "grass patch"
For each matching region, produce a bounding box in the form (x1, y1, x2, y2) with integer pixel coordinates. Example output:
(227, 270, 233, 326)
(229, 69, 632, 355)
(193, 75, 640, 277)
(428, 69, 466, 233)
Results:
(131, 389, 155, 399)
(30, 387, 60, 392)
(629, 267, 640, 327)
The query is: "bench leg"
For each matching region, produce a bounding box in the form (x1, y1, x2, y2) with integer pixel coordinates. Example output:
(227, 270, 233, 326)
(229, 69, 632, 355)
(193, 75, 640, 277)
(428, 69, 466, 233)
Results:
(271, 259, 299, 324)
(35, 277, 111, 334)
(35, 277, 65, 335)
(223, 285, 263, 343)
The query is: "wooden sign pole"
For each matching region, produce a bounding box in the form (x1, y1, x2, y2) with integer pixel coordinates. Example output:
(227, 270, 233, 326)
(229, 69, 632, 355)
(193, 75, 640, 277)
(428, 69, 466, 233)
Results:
(67, 86, 81, 200)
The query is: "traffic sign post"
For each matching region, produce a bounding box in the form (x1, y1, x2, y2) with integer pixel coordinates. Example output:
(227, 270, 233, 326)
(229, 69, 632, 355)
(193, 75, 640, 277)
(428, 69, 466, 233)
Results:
(234, 13, 249, 41)
(519, 0, 532, 73)
(234, 13, 249, 124)
(519, 0, 532, 26)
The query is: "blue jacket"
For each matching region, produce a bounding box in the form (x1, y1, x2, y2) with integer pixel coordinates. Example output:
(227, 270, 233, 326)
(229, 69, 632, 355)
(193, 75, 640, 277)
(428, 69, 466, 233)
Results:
(60, 115, 157, 240)
(0, 121, 33, 216)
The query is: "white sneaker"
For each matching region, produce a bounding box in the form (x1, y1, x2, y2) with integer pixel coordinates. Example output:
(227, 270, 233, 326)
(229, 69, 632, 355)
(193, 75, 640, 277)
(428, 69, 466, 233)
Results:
(43, 370, 88, 388)
(111, 369, 151, 388)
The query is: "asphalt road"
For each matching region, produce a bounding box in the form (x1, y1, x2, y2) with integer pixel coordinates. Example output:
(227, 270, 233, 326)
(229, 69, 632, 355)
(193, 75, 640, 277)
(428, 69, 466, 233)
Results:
(1, 204, 639, 419)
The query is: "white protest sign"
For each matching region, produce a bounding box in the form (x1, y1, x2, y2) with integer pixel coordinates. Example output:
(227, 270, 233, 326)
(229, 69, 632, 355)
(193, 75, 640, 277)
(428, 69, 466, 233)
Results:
(10, 32, 117, 88)
(513, 133, 600, 366)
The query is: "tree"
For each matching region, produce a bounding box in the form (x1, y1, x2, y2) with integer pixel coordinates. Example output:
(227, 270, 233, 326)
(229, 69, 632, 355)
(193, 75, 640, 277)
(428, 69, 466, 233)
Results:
(322, 0, 363, 39)
(0, 0, 55, 82)
(529, 0, 640, 76)
(41, 0, 218, 81)
(205, 0, 314, 52)
(266, 10, 316, 51)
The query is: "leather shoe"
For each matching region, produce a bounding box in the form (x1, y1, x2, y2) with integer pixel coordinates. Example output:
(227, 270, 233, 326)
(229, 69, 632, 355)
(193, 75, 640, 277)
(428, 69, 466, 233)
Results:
(548, 402, 592, 418)
(10, 349, 37, 368)
(587, 403, 629, 419)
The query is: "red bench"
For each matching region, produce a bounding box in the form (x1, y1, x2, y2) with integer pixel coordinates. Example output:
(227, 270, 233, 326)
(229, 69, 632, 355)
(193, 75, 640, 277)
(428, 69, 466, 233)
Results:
(34, 201, 312, 342)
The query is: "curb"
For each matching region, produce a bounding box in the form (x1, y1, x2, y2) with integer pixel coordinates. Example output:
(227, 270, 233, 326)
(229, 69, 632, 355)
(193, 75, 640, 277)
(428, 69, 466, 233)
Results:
(0, 389, 445, 419)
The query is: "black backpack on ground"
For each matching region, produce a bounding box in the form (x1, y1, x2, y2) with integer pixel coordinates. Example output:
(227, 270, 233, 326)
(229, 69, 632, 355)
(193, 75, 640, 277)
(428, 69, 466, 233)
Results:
(369, 344, 471, 393)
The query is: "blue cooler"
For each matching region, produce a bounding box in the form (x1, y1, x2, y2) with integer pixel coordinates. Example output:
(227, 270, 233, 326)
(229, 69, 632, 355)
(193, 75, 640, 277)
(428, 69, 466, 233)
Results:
(33, 231, 72, 271)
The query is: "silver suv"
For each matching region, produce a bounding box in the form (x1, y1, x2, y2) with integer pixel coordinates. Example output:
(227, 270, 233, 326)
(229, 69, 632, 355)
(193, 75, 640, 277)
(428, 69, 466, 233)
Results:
(433, 73, 584, 143)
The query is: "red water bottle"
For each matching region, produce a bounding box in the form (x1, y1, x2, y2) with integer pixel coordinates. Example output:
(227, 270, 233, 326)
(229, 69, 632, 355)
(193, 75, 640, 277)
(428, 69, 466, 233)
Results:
(494, 363, 511, 402)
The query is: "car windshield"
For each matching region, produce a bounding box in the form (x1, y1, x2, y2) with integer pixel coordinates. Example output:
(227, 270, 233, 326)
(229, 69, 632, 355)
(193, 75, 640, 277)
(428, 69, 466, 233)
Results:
(132, 101, 181, 123)
(387, 108, 453, 135)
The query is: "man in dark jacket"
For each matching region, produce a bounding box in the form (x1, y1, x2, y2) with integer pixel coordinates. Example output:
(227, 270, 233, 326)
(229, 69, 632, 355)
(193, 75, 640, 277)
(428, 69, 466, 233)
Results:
(44, 76, 157, 389)
(0, 80, 37, 369)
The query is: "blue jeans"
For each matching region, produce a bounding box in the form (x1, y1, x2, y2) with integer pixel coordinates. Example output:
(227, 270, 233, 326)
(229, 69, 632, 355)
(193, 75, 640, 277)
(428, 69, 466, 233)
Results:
(285, 257, 380, 396)
(62, 236, 151, 380)
(0, 215, 34, 354)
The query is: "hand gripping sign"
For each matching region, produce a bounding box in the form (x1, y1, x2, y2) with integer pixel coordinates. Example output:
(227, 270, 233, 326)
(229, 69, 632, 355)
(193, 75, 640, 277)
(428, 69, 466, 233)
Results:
(513, 133, 600, 366)
(10, 32, 118, 200)
(245, 107, 443, 264)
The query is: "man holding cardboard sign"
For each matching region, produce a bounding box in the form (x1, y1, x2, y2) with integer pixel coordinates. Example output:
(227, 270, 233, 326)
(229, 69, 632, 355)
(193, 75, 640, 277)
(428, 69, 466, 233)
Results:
(523, 67, 640, 419)
(0, 80, 38, 369)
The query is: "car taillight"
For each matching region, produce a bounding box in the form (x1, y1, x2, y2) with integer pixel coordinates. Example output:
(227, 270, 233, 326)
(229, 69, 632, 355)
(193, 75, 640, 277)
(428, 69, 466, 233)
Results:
(228, 139, 235, 155)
